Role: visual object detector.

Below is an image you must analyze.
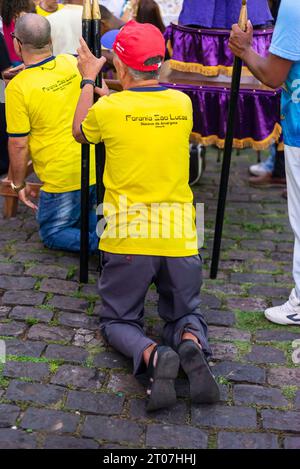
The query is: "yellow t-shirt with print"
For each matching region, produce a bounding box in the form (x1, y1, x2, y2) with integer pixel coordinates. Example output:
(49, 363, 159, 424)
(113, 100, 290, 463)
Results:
(81, 86, 198, 257)
(5, 54, 95, 193)
(36, 3, 64, 17)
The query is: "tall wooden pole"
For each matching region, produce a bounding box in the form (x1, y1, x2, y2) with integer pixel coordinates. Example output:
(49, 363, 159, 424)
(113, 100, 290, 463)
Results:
(80, 0, 92, 283)
(210, 0, 248, 279)
(92, 0, 106, 212)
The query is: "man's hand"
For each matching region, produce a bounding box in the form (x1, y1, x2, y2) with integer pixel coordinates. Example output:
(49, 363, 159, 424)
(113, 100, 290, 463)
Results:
(3, 63, 25, 80)
(77, 37, 107, 81)
(95, 83, 110, 98)
(18, 186, 38, 212)
(229, 20, 254, 60)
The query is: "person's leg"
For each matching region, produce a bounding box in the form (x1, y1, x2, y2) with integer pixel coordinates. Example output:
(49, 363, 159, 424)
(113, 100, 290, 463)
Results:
(156, 255, 211, 355)
(156, 255, 219, 403)
(98, 253, 158, 375)
(264, 145, 300, 325)
(272, 146, 286, 179)
(98, 253, 180, 411)
(37, 186, 98, 253)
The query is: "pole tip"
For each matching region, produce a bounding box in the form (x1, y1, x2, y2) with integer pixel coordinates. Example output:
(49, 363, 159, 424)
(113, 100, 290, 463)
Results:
(242, 0, 247, 5)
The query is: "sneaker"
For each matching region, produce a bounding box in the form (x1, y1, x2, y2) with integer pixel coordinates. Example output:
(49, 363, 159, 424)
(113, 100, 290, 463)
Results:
(249, 148, 276, 176)
(249, 162, 271, 177)
(264, 289, 300, 325)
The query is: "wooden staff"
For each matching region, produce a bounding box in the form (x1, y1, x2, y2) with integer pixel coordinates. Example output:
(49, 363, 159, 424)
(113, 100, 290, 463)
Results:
(92, 0, 106, 211)
(210, 0, 248, 279)
(80, 0, 93, 283)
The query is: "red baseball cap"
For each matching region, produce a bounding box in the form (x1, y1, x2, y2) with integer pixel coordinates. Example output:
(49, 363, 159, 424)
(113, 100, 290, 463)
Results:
(113, 20, 165, 72)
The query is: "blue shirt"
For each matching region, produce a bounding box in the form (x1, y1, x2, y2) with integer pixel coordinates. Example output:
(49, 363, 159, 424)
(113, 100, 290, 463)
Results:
(269, 0, 300, 147)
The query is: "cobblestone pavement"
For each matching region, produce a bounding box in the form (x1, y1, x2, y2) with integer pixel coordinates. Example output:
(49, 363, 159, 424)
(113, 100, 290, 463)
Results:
(0, 148, 300, 450)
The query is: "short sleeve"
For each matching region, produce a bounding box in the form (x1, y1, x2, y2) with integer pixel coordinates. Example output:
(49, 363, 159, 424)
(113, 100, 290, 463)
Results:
(269, 0, 300, 61)
(81, 103, 102, 144)
(5, 82, 30, 136)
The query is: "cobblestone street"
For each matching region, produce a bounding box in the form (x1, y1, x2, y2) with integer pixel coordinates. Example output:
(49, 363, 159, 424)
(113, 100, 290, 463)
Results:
(0, 148, 300, 449)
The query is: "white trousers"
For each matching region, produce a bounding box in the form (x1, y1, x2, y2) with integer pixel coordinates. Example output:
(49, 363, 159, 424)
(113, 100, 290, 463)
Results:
(285, 145, 300, 298)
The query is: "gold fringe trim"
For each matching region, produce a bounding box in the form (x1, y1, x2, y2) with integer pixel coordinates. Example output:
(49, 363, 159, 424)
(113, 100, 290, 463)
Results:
(190, 123, 282, 151)
(166, 39, 173, 59)
(169, 59, 253, 77)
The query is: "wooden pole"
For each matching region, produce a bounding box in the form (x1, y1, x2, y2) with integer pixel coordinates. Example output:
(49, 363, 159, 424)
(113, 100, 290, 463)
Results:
(210, 0, 248, 279)
(92, 0, 106, 211)
(80, 0, 92, 283)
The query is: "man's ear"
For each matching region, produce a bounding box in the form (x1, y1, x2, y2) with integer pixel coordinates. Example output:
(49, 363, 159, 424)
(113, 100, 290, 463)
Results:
(14, 40, 22, 59)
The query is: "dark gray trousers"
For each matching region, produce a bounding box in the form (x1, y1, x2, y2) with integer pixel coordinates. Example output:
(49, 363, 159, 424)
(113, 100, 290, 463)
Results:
(98, 252, 211, 375)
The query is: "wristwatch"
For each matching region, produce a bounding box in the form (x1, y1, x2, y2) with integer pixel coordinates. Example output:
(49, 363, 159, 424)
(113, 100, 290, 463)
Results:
(11, 181, 26, 194)
(80, 79, 96, 89)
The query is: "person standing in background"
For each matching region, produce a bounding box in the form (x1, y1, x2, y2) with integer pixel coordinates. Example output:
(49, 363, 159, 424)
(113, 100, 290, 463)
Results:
(1, 0, 36, 65)
(230, 0, 300, 325)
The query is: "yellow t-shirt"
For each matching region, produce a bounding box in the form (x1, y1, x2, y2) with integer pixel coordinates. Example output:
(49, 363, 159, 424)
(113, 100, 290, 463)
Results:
(82, 86, 198, 257)
(36, 3, 64, 17)
(5, 54, 95, 193)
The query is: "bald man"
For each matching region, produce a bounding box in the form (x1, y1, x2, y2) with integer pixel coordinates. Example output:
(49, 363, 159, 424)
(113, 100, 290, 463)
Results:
(5, 13, 97, 253)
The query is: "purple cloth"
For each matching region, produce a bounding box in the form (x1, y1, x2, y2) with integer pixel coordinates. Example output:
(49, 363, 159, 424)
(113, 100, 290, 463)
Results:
(159, 82, 282, 148)
(179, 0, 273, 28)
(164, 23, 273, 69)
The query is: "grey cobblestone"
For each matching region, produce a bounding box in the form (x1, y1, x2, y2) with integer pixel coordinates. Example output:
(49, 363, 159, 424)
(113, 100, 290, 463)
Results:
(192, 404, 257, 429)
(20, 408, 80, 433)
(262, 410, 300, 432)
(2, 290, 46, 306)
(218, 432, 279, 449)
(65, 390, 124, 415)
(0, 429, 37, 449)
(233, 385, 289, 407)
(6, 381, 66, 405)
(82, 415, 144, 445)
(3, 361, 50, 381)
(9, 306, 53, 323)
(50, 365, 105, 390)
(44, 344, 88, 364)
(146, 424, 208, 449)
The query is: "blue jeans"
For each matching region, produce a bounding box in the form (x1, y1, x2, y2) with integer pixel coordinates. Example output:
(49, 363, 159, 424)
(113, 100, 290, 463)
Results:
(37, 186, 98, 253)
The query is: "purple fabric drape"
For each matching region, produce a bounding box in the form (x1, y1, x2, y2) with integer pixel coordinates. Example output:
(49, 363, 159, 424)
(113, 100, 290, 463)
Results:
(160, 82, 282, 149)
(165, 23, 273, 69)
(178, 0, 273, 28)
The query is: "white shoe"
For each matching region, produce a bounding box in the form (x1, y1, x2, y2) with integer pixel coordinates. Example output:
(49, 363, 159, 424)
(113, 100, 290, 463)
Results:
(249, 162, 270, 177)
(264, 289, 300, 325)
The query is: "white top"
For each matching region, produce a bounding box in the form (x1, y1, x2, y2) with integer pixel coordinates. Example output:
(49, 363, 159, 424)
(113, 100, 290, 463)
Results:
(155, 0, 184, 25)
(47, 5, 83, 56)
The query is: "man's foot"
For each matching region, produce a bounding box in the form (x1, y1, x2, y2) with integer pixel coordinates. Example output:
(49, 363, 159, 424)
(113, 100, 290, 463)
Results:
(248, 173, 286, 187)
(146, 345, 180, 412)
(178, 339, 220, 404)
(264, 289, 300, 325)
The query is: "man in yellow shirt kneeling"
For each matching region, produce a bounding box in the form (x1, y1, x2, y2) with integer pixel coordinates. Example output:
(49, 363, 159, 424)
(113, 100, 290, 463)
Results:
(73, 21, 220, 411)
(6, 13, 97, 253)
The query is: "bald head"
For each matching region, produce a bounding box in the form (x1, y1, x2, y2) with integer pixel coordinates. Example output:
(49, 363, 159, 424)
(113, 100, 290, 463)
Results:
(15, 13, 51, 51)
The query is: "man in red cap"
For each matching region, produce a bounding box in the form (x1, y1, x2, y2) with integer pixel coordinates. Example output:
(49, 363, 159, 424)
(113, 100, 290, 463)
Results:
(73, 20, 219, 412)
